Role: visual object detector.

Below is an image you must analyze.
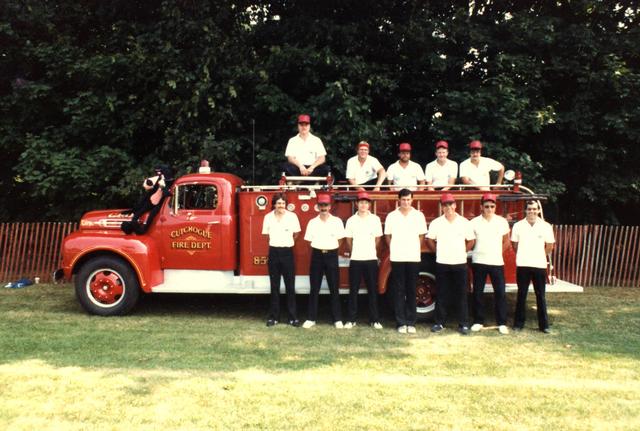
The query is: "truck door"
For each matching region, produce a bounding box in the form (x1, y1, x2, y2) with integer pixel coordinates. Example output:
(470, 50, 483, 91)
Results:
(159, 182, 225, 270)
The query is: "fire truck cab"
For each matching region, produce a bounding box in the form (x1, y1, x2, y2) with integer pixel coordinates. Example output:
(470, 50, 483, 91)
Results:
(56, 170, 559, 316)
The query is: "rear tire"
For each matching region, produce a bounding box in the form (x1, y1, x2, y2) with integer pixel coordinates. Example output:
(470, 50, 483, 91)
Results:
(416, 271, 437, 319)
(75, 256, 140, 316)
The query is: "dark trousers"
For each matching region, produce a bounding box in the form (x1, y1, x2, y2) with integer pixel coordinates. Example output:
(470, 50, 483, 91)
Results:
(282, 162, 330, 177)
(434, 263, 469, 327)
(472, 263, 507, 325)
(347, 260, 380, 323)
(267, 246, 297, 321)
(515, 267, 549, 330)
(308, 249, 342, 322)
(391, 262, 419, 327)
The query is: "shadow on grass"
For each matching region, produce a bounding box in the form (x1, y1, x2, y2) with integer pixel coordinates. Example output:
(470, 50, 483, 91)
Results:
(0, 284, 409, 372)
(1, 285, 638, 372)
(480, 289, 640, 361)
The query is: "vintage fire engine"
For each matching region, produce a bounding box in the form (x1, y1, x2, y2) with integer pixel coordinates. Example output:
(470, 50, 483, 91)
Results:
(55, 168, 578, 316)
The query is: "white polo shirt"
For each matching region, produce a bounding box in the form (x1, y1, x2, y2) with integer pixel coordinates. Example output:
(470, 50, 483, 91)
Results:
(346, 155, 383, 184)
(459, 157, 503, 190)
(261, 210, 301, 247)
(427, 214, 475, 265)
(284, 132, 327, 166)
(424, 159, 458, 187)
(384, 207, 428, 262)
(304, 214, 345, 250)
(345, 212, 383, 261)
(511, 218, 555, 269)
(471, 214, 510, 265)
(386, 160, 426, 190)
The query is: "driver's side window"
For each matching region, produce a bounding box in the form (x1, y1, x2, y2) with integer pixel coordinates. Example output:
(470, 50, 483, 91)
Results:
(173, 184, 218, 211)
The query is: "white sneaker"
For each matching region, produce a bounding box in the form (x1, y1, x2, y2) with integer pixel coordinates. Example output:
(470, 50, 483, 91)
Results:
(397, 325, 407, 334)
(302, 320, 316, 329)
(407, 326, 416, 334)
(344, 322, 356, 329)
(372, 322, 383, 330)
(334, 321, 344, 329)
(498, 325, 509, 335)
(471, 323, 484, 332)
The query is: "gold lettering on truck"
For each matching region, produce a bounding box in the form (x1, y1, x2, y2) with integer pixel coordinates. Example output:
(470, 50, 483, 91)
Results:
(169, 225, 213, 254)
(170, 226, 212, 239)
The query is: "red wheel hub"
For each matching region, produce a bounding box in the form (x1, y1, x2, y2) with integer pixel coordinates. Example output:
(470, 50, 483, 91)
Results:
(416, 276, 436, 307)
(89, 271, 124, 304)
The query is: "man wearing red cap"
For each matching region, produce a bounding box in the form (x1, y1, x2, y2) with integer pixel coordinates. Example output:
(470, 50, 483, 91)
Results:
(459, 140, 504, 190)
(302, 193, 346, 329)
(283, 114, 330, 177)
(386, 142, 426, 190)
(426, 193, 475, 335)
(424, 140, 458, 191)
(470, 193, 511, 334)
(344, 191, 383, 329)
(345, 141, 386, 191)
(511, 200, 555, 333)
(384, 188, 428, 334)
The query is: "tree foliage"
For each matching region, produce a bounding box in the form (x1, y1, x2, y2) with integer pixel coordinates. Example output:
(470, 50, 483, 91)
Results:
(1, 0, 639, 223)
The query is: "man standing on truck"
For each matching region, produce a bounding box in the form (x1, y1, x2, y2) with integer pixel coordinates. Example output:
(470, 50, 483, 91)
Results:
(346, 141, 386, 191)
(283, 114, 330, 177)
(427, 193, 475, 335)
(459, 140, 504, 190)
(470, 193, 511, 335)
(262, 193, 301, 327)
(384, 188, 428, 334)
(344, 191, 383, 329)
(303, 194, 346, 329)
(511, 200, 555, 333)
(386, 143, 426, 190)
(424, 140, 458, 191)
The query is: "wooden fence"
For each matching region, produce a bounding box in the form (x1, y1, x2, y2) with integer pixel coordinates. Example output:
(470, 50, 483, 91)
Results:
(0, 222, 77, 284)
(552, 225, 640, 288)
(0, 222, 638, 287)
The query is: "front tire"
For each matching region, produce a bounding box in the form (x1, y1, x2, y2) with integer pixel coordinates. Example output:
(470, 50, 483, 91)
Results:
(75, 256, 140, 316)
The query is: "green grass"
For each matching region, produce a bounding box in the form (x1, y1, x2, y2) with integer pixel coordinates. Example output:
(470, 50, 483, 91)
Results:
(1, 285, 639, 430)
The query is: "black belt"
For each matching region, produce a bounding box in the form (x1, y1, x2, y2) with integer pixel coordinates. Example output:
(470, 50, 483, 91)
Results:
(313, 248, 338, 254)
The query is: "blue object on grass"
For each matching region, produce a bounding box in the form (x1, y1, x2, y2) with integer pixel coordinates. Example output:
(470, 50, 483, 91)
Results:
(3, 278, 34, 289)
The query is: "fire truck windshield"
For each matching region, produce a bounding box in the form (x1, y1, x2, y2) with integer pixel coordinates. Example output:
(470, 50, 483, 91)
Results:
(174, 184, 218, 211)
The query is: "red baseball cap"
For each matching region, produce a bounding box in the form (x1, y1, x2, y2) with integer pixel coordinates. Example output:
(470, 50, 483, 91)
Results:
(357, 142, 369, 149)
(356, 191, 371, 201)
(440, 193, 456, 204)
(469, 140, 483, 150)
(399, 142, 412, 152)
(435, 140, 449, 149)
(317, 194, 331, 205)
(481, 193, 497, 203)
(297, 114, 311, 124)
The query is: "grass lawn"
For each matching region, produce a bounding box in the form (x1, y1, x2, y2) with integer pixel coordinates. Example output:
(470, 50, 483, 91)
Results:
(0, 285, 639, 430)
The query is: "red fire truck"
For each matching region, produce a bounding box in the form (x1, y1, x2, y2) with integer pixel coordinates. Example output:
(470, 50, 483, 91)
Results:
(55, 170, 577, 316)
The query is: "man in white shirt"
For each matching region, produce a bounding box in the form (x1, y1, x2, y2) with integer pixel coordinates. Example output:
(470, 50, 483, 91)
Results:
(386, 142, 426, 190)
(459, 140, 504, 190)
(283, 114, 330, 177)
(302, 193, 346, 329)
(426, 193, 475, 335)
(345, 142, 386, 191)
(344, 192, 383, 329)
(262, 193, 301, 327)
(470, 193, 511, 334)
(511, 200, 555, 333)
(424, 140, 458, 190)
(384, 189, 428, 334)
